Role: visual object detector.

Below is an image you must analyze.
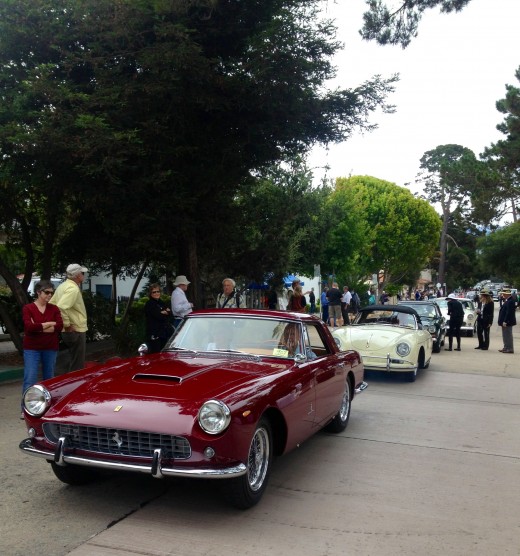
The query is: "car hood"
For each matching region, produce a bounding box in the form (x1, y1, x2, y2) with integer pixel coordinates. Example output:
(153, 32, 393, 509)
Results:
(334, 325, 412, 352)
(41, 353, 292, 433)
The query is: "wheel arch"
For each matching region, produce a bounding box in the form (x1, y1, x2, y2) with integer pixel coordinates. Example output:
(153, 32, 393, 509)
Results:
(261, 407, 287, 457)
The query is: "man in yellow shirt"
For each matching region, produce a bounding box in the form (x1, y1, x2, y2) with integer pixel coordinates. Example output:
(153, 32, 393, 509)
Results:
(50, 263, 88, 371)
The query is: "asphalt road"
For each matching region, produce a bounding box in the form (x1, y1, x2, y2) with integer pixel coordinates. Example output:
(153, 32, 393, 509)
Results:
(2, 322, 519, 556)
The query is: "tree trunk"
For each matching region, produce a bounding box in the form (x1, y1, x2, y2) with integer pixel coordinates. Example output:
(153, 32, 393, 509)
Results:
(178, 234, 201, 308)
(0, 301, 23, 353)
(437, 206, 450, 287)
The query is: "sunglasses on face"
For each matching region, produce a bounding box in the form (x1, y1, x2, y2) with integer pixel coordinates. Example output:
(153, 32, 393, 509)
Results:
(41, 290, 54, 295)
(151, 291, 161, 294)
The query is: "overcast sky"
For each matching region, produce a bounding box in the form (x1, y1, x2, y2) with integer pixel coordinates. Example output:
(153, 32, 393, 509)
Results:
(309, 0, 520, 220)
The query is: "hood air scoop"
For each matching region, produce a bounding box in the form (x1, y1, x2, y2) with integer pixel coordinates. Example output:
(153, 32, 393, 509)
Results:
(133, 373, 182, 383)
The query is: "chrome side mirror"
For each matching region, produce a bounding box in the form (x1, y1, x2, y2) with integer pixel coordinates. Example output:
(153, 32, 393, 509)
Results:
(138, 343, 149, 356)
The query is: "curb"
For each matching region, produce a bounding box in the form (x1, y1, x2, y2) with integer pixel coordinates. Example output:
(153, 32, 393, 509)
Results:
(0, 367, 24, 384)
(0, 338, 118, 385)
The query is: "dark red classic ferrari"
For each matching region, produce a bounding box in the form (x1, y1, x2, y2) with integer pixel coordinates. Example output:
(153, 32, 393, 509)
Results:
(20, 309, 366, 508)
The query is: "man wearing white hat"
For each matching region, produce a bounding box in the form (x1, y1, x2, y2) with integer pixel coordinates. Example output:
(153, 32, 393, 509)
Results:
(50, 263, 88, 371)
(171, 275, 193, 329)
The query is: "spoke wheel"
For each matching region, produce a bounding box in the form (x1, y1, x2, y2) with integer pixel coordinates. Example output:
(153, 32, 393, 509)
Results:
(226, 418, 272, 509)
(325, 379, 352, 433)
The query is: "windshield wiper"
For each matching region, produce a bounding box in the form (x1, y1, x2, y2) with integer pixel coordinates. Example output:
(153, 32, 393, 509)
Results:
(208, 348, 247, 354)
(163, 347, 197, 353)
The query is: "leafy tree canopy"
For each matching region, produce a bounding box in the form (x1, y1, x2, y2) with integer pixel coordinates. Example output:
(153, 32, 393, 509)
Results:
(323, 175, 441, 291)
(480, 65, 520, 223)
(360, 0, 472, 48)
(0, 0, 397, 291)
(477, 222, 520, 286)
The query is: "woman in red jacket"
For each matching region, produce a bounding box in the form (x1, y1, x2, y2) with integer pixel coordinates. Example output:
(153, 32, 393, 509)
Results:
(21, 280, 64, 408)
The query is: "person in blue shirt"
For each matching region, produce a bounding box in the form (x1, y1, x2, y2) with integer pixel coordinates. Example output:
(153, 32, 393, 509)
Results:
(320, 287, 329, 323)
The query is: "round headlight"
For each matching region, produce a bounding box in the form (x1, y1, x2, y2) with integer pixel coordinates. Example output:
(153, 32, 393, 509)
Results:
(23, 385, 51, 416)
(428, 325, 436, 334)
(466, 314, 474, 322)
(198, 400, 231, 435)
(396, 342, 411, 357)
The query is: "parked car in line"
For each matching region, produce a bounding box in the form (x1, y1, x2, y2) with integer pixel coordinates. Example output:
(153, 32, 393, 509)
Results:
(332, 305, 433, 382)
(398, 300, 447, 353)
(435, 297, 478, 337)
(20, 309, 366, 509)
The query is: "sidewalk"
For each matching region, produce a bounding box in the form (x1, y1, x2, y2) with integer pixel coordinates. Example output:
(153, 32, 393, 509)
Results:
(0, 335, 118, 384)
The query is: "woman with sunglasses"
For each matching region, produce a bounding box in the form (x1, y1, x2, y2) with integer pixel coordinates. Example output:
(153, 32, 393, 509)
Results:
(21, 280, 63, 414)
(144, 283, 172, 353)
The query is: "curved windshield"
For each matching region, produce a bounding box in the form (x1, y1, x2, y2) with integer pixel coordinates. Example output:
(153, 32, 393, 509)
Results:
(353, 310, 416, 328)
(165, 316, 305, 358)
(400, 304, 437, 318)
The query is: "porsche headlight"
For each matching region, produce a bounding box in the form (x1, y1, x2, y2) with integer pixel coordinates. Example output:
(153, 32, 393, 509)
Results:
(23, 384, 51, 416)
(198, 400, 231, 435)
(396, 343, 411, 357)
(428, 325, 436, 334)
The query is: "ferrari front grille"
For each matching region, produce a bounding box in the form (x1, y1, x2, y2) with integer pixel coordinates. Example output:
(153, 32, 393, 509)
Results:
(43, 423, 191, 459)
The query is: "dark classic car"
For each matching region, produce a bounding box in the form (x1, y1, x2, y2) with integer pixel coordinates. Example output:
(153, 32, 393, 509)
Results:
(398, 300, 447, 353)
(20, 309, 366, 509)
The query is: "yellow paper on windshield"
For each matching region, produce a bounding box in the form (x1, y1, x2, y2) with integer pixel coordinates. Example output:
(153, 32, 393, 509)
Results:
(273, 348, 289, 357)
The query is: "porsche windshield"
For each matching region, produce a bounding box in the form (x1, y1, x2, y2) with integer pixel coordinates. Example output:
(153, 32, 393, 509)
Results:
(354, 310, 416, 328)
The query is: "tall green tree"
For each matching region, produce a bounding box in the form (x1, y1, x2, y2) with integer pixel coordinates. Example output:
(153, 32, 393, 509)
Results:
(0, 0, 397, 300)
(194, 157, 328, 294)
(323, 176, 441, 292)
(477, 222, 520, 286)
(417, 144, 479, 286)
(479, 66, 520, 224)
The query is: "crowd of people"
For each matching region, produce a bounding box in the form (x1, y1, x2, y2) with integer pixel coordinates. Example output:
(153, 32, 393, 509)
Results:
(20, 266, 517, 419)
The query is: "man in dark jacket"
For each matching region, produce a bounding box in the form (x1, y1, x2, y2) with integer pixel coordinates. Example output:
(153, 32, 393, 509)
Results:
(475, 289, 494, 350)
(498, 288, 516, 353)
(446, 293, 464, 351)
(326, 282, 343, 327)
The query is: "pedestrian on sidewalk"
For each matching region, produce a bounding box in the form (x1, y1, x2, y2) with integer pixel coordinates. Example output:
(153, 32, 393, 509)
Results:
(475, 289, 493, 350)
(22, 280, 63, 413)
(445, 293, 464, 351)
(144, 283, 172, 353)
(171, 275, 193, 329)
(50, 264, 88, 371)
(321, 287, 329, 323)
(216, 278, 243, 309)
(327, 283, 343, 327)
(498, 288, 516, 354)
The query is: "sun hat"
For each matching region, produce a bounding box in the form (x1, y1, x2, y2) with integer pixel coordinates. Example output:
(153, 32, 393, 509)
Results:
(66, 263, 88, 276)
(479, 288, 492, 296)
(447, 293, 457, 299)
(500, 288, 512, 295)
(173, 275, 190, 286)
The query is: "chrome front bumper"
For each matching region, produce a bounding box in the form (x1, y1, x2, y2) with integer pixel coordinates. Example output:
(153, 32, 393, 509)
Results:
(361, 353, 417, 372)
(355, 381, 368, 394)
(19, 437, 247, 479)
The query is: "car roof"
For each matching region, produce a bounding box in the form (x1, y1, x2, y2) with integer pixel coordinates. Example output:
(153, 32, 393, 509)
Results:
(398, 300, 436, 305)
(188, 308, 322, 322)
(359, 304, 419, 316)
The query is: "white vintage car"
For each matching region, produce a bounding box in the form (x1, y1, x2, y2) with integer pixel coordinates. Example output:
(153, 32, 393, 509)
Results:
(434, 297, 477, 337)
(332, 305, 433, 382)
